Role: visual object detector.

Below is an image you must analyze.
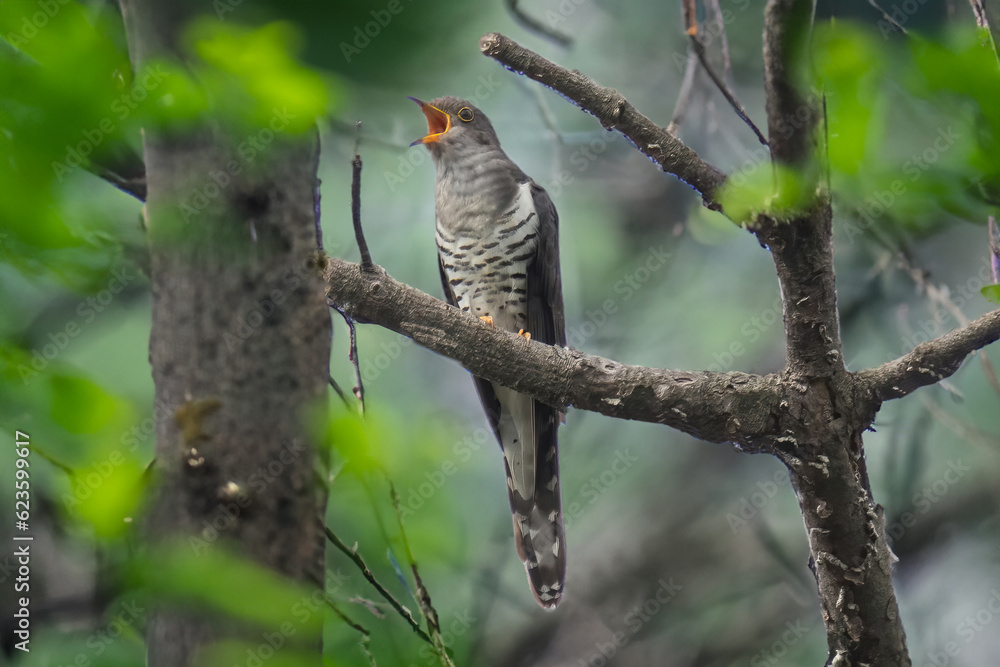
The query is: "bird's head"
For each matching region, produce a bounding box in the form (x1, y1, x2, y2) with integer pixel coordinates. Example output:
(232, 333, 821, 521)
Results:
(409, 96, 501, 156)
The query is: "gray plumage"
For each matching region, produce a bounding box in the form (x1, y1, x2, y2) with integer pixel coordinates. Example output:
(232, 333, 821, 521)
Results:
(413, 96, 567, 608)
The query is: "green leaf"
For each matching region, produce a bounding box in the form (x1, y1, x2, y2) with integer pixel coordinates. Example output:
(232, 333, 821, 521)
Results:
(183, 20, 334, 133)
(719, 164, 813, 223)
(50, 373, 122, 433)
(70, 455, 145, 538)
(129, 542, 326, 638)
(981, 284, 1000, 304)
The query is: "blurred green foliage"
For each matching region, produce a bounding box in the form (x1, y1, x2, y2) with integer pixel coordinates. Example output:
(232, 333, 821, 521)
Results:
(1, 0, 999, 666)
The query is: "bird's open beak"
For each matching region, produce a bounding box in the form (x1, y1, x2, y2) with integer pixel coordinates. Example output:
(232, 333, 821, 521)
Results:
(408, 97, 451, 146)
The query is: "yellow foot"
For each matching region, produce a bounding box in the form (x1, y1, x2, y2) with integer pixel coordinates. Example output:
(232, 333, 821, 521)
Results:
(517, 329, 531, 341)
(479, 315, 494, 327)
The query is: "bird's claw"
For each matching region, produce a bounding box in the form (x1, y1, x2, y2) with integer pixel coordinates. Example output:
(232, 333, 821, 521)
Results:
(479, 315, 494, 327)
(517, 329, 531, 341)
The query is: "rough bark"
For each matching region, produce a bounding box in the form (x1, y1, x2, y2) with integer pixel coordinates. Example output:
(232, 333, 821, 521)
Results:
(102, 5, 1000, 664)
(479, 32, 727, 209)
(118, 2, 331, 665)
(326, 19, 1000, 665)
(326, 259, 782, 445)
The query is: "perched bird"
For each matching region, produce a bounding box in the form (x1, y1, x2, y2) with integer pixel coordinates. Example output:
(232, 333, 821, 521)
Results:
(411, 96, 567, 608)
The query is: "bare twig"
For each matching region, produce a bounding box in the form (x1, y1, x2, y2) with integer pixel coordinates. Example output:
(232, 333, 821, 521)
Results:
(503, 0, 573, 47)
(706, 0, 734, 86)
(389, 482, 454, 667)
(322, 523, 435, 646)
(479, 32, 728, 209)
(876, 233, 1000, 396)
(682, 0, 698, 35)
(969, 0, 1000, 64)
(352, 123, 374, 270)
(317, 590, 377, 666)
(313, 132, 324, 251)
(330, 303, 366, 416)
(689, 33, 770, 146)
(680, 2, 767, 146)
(667, 44, 699, 135)
(90, 162, 148, 201)
(328, 374, 351, 409)
(868, 0, 908, 35)
(989, 216, 999, 283)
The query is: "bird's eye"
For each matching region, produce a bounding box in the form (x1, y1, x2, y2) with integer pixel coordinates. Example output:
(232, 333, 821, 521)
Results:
(457, 107, 474, 122)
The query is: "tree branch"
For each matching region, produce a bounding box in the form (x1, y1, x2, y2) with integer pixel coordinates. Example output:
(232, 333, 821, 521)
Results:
(479, 32, 727, 210)
(757, 0, 842, 379)
(324, 257, 782, 446)
(858, 309, 1000, 402)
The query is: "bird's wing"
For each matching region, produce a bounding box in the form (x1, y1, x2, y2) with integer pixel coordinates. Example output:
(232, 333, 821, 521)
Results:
(508, 180, 565, 608)
(437, 253, 503, 446)
(528, 182, 566, 349)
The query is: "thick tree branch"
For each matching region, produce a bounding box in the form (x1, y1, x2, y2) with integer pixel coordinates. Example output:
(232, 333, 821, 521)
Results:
(858, 309, 1000, 402)
(758, 2, 910, 664)
(324, 257, 782, 446)
(479, 32, 727, 210)
(758, 0, 842, 379)
(762, 0, 817, 168)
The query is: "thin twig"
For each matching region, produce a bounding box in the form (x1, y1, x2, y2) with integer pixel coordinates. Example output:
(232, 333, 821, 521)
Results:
(389, 482, 454, 667)
(322, 523, 435, 646)
(989, 216, 999, 284)
(682, 0, 698, 35)
(329, 374, 351, 409)
(868, 0, 908, 35)
(320, 591, 377, 666)
(313, 131, 324, 251)
(883, 239, 1000, 396)
(329, 303, 366, 415)
(479, 32, 727, 209)
(968, 0, 1000, 64)
(668, 43, 699, 135)
(504, 0, 573, 47)
(706, 0, 734, 87)
(689, 33, 769, 146)
(352, 122, 374, 270)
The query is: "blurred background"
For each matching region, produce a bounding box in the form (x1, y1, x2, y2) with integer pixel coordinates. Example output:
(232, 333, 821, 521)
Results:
(1, 0, 999, 665)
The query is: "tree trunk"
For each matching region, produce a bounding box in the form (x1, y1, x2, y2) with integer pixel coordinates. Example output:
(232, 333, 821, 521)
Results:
(118, 3, 331, 665)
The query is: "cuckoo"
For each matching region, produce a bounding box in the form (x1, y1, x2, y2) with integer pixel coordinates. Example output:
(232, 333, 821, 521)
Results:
(411, 96, 567, 609)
